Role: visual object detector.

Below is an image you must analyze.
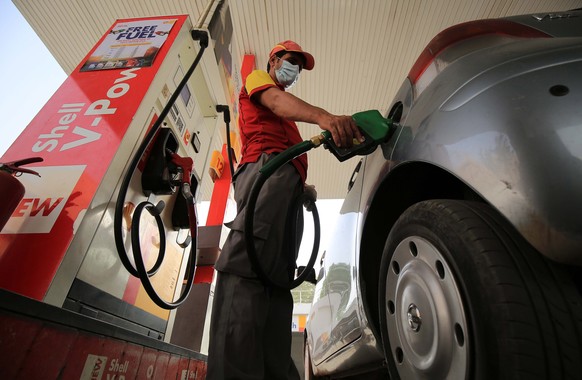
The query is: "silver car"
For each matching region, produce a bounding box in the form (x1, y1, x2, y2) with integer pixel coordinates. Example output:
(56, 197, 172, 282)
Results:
(304, 10, 582, 380)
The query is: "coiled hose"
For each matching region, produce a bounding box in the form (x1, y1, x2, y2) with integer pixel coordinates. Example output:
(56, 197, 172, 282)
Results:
(244, 136, 326, 289)
(113, 30, 208, 309)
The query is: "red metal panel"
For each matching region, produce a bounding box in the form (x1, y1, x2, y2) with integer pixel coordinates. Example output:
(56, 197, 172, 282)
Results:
(59, 334, 146, 379)
(59, 333, 106, 380)
(152, 351, 170, 379)
(193, 265, 214, 284)
(136, 347, 159, 379)
(98, 338, 129, 379)
(0, 314, 42, 380)
(0, 309, 207, 379)
(120, 342, 145, 379)
(185, 357, 206, 380)
(165, 354, 189, 380)
(16, 323, 77, 379)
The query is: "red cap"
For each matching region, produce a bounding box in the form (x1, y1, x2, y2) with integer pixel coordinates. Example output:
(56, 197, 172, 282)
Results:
(269, 40, 315, 70)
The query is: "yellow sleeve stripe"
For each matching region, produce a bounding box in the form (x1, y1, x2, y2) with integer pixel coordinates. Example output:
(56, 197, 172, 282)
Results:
(245, 70, 276, 96)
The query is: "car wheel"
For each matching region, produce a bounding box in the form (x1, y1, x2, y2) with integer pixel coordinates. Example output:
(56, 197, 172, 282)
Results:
(378, 199, 582, 379)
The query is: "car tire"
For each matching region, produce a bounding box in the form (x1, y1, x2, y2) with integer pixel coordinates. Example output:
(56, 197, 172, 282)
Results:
(378, 199, 582, 380)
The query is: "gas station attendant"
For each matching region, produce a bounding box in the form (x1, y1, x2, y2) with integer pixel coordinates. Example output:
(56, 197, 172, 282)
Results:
(206, 40, 362, 380)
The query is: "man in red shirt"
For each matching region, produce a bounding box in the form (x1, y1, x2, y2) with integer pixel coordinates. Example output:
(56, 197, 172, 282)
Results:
(207, 40, 362, 380)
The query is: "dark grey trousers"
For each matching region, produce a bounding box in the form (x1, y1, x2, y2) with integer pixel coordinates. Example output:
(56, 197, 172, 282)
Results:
(207, 154, 303, 379)
(206, 272, 300, 380)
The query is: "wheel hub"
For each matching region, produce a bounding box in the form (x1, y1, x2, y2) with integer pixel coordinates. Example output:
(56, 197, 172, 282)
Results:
(407, 303, 422, 332)
(384, 236, 468, 379)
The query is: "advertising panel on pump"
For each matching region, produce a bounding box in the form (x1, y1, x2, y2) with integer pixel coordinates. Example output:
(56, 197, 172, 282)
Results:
(80, 18, 177, 72)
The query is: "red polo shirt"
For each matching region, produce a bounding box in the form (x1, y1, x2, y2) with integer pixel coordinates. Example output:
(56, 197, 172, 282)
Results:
(238, 70, 308, 183)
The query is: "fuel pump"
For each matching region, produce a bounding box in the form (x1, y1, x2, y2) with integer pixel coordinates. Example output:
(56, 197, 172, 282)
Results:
(113, 29, 208, 310)
(0, 14, 231, 348)
(245, 110, 395, 289)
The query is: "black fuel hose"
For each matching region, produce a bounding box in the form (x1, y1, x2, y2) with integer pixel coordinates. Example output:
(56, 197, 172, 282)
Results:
(113, 30, 208, 309)
(244, 137, 324, 289)
(130, 184, 198, 309)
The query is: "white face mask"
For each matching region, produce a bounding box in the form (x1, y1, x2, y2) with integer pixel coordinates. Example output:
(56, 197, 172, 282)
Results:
(275, 59, 300, 89)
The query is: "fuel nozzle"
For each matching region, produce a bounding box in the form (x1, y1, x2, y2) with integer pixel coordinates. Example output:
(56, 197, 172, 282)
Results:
(323, 110, 395, 162)
(216, 105, 230, 123)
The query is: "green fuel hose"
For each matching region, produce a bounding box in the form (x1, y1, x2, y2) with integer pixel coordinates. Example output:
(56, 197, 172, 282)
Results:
(244, 136, 326, 289)
(259, 139, 317, 177)
(243, 110, 394, 289)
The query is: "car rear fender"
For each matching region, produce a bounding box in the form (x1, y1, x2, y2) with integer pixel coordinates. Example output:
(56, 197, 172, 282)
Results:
(358, 159, 482, 336)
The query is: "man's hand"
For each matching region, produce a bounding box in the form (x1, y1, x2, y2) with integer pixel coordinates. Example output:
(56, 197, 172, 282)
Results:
(303, 184, 317, 211)
(304, 184, 317, 201)
(319, 114, 363, 148)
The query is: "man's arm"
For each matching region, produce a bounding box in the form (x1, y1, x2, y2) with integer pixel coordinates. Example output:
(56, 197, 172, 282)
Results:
(257, 87, 363, 148)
